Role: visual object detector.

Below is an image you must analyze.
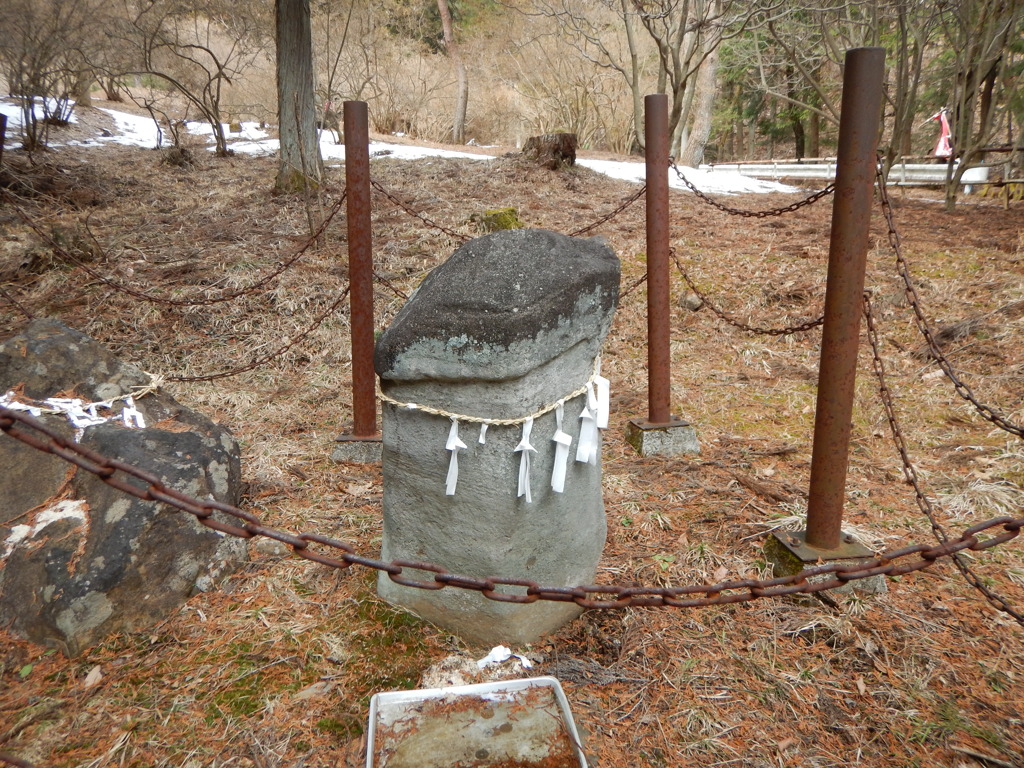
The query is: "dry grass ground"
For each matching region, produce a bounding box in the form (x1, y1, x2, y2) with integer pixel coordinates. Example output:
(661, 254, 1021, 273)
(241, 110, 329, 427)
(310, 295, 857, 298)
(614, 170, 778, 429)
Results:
(1, 112, 1023, 768)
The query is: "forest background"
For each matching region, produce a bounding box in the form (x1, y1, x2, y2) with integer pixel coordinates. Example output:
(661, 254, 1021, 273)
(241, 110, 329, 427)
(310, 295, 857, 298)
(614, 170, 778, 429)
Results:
(2, 0, 1023, 207)
(3, 2, 1024, 768)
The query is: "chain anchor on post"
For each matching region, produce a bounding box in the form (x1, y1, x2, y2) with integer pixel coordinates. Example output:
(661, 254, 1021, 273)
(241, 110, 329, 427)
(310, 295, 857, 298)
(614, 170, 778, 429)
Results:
(765, 47, 887, 589)
(625, 93, 700, 458)
(332, 100, 383, 464)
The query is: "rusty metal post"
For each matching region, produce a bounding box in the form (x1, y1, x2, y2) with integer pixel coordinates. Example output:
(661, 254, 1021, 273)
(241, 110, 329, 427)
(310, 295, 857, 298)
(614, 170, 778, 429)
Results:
(645, 93, 671, 425)
(804, 48, 885, 550)
(343, 100, 377, 439)
(625, 95, 700, 457)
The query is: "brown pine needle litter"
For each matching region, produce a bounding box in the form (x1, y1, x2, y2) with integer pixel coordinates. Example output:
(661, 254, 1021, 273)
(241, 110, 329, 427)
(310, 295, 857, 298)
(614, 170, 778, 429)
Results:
(1, 119, 1023, 768)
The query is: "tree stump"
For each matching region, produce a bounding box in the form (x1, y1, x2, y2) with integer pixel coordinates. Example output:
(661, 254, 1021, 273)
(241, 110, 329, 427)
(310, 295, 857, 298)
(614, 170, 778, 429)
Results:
(523, 133, 578, 169)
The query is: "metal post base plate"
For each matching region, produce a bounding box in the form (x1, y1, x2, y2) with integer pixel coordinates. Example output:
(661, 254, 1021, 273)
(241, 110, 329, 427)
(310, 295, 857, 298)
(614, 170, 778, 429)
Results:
(772, 529, 873, 562)
(765, 529, 888, 596)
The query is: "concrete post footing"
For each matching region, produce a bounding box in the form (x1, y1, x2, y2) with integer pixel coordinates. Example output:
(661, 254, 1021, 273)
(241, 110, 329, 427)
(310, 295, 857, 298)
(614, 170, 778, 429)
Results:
(625, 416, 700, 457)
(331, 433, 383, 464)
(764, 530, 888, 597)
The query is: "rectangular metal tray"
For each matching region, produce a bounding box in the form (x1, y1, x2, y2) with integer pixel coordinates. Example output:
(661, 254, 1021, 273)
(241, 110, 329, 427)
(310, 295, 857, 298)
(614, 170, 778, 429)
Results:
(367, 675, 588, 767)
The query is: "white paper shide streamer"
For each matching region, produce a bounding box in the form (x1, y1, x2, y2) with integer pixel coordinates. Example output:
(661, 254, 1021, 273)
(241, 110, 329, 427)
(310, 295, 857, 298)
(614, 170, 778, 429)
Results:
(551, 403, 572, 493)
(121, 396, 146, 429)
(445, 418, 468, 496)
(514, 417, 537, 503)
(399, 357, 611, 502)
(595, 374, 610, 428)
(576, 381, 599, 465)
(2, 387, 152, 441)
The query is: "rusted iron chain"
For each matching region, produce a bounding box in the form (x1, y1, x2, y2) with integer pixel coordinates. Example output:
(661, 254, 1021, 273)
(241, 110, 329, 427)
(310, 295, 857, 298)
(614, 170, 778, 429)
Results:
(875, 166, 1024, 438)
(374, 270, 410, 300)
(568, 185, 647, 236)
(371, 178, 642, 242)
(863, 293, 1024, 625)
(671, 249, 824, 336)
(0, 188, 347, 308)
(370, 179, 472, 242)
(0, 284, 34, 319)
(670, 160, 835, 218)
(167, 284, 351, 382)
(2, 404, 1021, 611)
(619, 272, 648, 299)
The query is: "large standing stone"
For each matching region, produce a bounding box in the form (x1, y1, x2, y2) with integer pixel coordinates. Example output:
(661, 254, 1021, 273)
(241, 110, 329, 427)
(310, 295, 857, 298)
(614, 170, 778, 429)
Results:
(375, 228, 619, 645)
(0, 319, 247, 656)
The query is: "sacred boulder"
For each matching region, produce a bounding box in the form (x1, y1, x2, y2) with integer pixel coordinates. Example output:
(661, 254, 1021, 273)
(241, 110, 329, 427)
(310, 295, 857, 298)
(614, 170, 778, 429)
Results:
(0, 319, 247, 656)
(375, 228, 619, 644)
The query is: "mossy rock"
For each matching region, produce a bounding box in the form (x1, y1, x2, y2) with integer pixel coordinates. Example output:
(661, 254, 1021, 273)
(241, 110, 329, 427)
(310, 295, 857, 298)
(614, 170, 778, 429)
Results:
(471, 207, 523, 232)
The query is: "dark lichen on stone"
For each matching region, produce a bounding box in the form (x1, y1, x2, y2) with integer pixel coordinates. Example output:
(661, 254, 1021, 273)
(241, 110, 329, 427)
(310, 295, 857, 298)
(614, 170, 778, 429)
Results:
(375, 229, 619, 381)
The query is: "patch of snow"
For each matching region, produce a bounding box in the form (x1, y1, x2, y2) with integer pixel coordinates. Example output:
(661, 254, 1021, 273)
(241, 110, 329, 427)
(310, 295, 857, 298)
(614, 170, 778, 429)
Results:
(1, 99, 797, 195)
(0, 97, 78, 127)
(188, 120, 269, 141)
(95, 107, 161, 147)
(578, 156, 799, 195)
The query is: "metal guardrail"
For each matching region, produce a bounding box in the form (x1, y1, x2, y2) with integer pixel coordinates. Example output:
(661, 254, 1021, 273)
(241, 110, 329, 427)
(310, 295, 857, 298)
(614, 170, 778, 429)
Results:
(704, 160, 990, 189)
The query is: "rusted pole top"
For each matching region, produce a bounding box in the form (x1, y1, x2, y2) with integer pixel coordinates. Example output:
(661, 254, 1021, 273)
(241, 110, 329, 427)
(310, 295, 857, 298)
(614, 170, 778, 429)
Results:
(344, 101, 378, 438)
(645, 93, 672, 426)
(805, 48, 885, 550)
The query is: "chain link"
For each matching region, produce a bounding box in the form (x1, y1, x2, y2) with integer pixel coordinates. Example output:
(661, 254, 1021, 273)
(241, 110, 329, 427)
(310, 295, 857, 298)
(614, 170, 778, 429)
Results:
(2, 404, 1021, 612)
(371, 179, 472, 242)
(568, 186, 647, 236)
(671, 249, 824, 336)
(670, 160, 835, 218)
(0, 187, 347, 308)
(167, 284, 351, 382)
(0, 283, 33, 320)
(875, 164, 1023, 438)
(619, 272, 648, 299)
(371, 178, 645, 242)
(863, 292, 1024, 624)
(373, 270, 410, 300)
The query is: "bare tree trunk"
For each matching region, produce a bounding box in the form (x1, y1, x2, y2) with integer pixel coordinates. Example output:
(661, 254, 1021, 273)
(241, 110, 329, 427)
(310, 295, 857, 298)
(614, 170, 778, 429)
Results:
(72, 74, 93, 108)
(276, 0, 322, 192)
(436, 0, 468, 145)
(808, 109, 820, 157)
(621, 0, 646, 153)
(680, 43, 719, 167)
(787, 68, 805, 160)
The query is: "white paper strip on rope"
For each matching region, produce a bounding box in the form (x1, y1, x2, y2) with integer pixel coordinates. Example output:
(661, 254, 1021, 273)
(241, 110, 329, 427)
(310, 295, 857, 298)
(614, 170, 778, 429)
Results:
(576, 381, 599, 465)
(1, 374, 161, 440)
(121, 396, 146, 429)
(595, 374, 610, 429)
(514, 417, 537, 503)
(551, 403, 572, 493)
(445, 418, 468, 496)
(379, 356, 610, 502)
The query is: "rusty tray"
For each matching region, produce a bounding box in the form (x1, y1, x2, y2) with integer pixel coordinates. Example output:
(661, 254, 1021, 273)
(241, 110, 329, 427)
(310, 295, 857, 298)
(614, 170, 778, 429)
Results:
(366, 675, 588, 768)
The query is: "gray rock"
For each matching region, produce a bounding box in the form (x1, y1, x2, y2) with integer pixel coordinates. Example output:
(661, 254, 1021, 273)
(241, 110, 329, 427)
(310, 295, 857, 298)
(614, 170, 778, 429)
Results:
(375, 229, 619, 645)
(678, 291, 704, 311)
(0, 319, 246, 656)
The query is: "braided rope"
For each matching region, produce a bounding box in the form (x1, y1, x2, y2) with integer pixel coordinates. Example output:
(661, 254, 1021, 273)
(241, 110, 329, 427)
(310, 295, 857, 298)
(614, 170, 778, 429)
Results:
(1, 372, 164, 416)
(378, 357, 602, 426)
